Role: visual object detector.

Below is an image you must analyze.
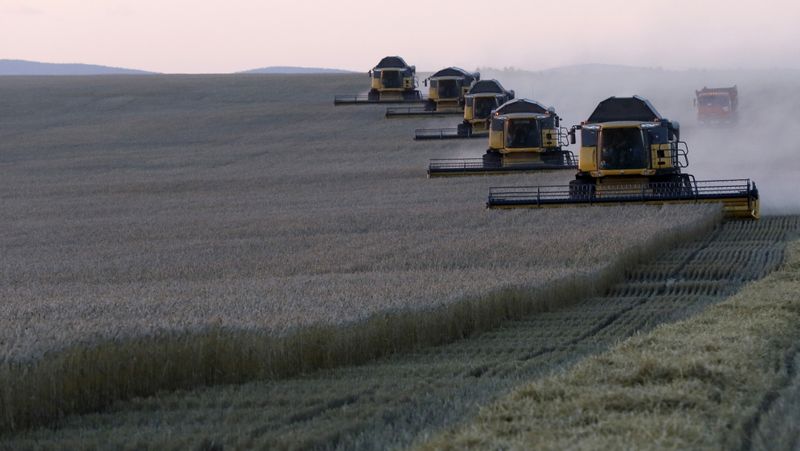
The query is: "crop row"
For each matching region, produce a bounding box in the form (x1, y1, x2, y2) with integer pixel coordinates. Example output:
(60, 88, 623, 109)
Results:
(423, 221, 800, 450)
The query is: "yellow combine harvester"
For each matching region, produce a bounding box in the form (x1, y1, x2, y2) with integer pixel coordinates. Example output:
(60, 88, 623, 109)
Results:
(334, 56, 423, 105)
(415, 79, 514, 140)
(385, 67, 479, 117)
(487, 96, 759, 219)
(428, 98, 576, 176)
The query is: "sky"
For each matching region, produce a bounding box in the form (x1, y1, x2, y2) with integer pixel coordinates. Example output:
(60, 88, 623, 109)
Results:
(1, 0, 799, 73)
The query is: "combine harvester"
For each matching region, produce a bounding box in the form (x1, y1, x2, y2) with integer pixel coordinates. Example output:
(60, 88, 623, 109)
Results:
(428, 99, 576, 177)
(334, 56, 424, 105)
(385, 67, 479, 118)
(415, 79, 515, 140)
(487, 96, 759, 219)
(694, 86, 738, 125)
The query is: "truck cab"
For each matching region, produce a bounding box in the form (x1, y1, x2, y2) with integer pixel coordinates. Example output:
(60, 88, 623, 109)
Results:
(423, 67, 479, 111)
(695, 86, 738, 125)
(489, 99, 564, 155)
(485, 99, 571, 166)
(570, 97, 689, 191)
(368, 56, 420, 101)
(576, 120, 687, 178)
(460, 80, 514, 136)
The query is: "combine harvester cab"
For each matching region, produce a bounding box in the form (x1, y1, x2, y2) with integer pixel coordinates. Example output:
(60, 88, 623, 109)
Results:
(333, 56, 424, 105)
(415, 79, 514, 140)
(427, 98, 576, 177)
(487, 96, 760, 219)
(385, 67, 479, 117)
(695, 86, 738, 125)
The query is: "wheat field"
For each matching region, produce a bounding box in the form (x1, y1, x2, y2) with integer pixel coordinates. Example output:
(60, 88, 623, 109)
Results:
(0, 74, 729, 432)
(4, 68, 798, 446)
(4, 214, 796, 449)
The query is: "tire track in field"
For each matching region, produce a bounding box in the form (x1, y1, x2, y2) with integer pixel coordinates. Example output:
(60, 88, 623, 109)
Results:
(13, 216, 800, 450)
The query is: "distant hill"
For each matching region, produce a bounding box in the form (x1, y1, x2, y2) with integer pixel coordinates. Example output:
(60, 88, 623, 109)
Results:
(241, 66, 355, 74)
(475, 63, 668, 76)
(0, 60, 155, 76)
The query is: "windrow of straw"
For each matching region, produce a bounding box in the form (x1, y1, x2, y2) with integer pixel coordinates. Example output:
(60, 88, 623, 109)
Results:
(420, 237, 800, 451)
(0, 206, 721, 433)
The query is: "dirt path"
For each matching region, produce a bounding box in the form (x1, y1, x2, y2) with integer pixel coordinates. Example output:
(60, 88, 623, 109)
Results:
(9, 217, 800, 450)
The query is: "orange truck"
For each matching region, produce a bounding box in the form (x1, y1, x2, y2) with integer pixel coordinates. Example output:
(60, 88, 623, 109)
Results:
(695, 86, 738, 124)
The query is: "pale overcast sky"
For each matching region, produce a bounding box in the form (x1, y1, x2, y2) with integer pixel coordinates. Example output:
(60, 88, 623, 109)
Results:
(1, 0, 798, 73)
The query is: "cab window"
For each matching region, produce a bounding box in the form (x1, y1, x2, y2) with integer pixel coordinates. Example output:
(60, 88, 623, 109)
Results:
(506, 119, 540, 148)
(599, 128, 647, 169)
(581, 128, 598, 146)
(491, 117, 505, 132)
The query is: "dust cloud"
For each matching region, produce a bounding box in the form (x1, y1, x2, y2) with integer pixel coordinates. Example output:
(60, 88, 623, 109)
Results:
(429, 65, 800, 215)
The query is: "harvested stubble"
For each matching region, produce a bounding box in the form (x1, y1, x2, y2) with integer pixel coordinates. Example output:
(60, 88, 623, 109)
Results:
(421, 223, 800, 451)
(0, 75, 721, 433)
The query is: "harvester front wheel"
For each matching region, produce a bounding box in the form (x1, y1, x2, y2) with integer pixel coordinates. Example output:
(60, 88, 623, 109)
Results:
(403, 91, 421, 101)
(569, 178, 595, 200)
(542, 151, 569, 166)
(368, 90, 379, 102)
(482, 152, 502, 169)
(457, 122, 472, 137)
